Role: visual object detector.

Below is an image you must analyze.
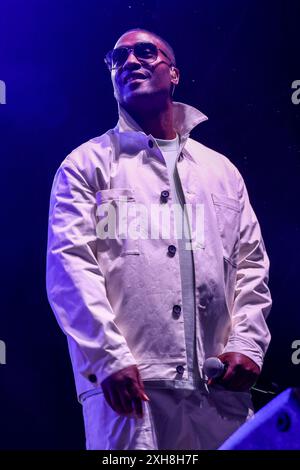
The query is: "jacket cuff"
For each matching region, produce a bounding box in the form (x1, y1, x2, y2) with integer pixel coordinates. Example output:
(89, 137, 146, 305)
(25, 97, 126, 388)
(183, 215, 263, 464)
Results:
(84, 353, 138, 388)
(222, 334, 265, 371)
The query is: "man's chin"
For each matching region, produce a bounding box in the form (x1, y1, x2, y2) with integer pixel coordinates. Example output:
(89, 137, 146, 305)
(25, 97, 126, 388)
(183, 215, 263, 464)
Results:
(118, 89, 170, 111)
(122, 90, 155, 105)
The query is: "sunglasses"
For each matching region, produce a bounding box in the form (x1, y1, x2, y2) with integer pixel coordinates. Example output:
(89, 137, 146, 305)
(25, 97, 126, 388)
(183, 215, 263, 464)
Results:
(104, 41, 173, 71)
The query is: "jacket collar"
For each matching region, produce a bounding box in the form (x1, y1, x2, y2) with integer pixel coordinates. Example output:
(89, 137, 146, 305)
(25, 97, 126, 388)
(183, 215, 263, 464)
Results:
(115, 101, 208, 140)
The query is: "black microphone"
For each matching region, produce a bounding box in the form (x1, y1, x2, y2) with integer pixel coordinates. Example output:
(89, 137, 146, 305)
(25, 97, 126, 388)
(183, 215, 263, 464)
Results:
(203, 357, 279, 396)
(203, 357, 228, 380)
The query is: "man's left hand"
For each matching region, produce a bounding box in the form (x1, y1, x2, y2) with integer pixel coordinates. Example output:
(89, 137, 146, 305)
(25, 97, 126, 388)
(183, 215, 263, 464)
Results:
(209, 352, 260, 392)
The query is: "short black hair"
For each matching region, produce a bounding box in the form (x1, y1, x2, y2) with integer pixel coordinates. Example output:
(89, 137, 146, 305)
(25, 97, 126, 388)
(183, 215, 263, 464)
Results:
(117, 28, 176, 66)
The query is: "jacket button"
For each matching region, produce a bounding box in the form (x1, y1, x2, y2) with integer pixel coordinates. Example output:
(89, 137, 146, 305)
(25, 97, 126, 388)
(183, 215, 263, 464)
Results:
(88, 374, 97, 383)
(168, 245, 176, 257)
(172, 305, 181, 318)
(176, 365, 185, 375)
(148, 140, 154, 148)
(160, 190, 170, 203)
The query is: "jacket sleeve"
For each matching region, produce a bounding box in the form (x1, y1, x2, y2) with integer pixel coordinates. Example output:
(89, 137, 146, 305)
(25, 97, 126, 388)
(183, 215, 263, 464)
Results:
(46, 158, 137, 387)
(222, 167, 272, 370)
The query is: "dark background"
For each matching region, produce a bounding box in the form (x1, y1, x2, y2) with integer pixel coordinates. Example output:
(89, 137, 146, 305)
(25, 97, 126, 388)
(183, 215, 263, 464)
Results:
(0, 0, 299, 449)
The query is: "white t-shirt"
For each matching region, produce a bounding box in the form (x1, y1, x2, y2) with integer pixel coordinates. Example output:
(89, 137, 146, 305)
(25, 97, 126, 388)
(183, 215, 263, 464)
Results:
(145, 133, 202, 389)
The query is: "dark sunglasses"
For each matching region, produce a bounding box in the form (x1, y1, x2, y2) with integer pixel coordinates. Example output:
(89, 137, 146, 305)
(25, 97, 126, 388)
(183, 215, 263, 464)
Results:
(104, 41, 173, 71)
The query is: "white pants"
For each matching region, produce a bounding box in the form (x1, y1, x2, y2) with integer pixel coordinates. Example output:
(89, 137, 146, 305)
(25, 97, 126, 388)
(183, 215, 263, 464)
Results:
(81, 385, 254, 450)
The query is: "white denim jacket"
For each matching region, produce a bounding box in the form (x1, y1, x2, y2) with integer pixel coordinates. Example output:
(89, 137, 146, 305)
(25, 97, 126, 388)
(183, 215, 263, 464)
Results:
(46, 101, 272, 398)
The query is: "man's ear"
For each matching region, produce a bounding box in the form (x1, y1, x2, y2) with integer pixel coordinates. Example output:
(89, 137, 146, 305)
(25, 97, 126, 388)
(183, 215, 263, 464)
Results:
(170, 66, 180, 86)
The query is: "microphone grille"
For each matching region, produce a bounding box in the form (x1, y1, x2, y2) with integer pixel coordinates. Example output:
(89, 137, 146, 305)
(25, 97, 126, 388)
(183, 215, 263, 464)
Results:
(203, 357, 225, 379)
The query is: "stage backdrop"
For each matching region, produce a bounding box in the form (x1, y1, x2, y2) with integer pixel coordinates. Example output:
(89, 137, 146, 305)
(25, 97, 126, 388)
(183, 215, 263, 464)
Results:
(0, 0, 299, 449)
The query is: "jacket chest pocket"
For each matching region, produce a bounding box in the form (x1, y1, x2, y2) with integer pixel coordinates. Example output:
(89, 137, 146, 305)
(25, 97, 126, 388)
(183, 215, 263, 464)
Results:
(211, 193, 241, 267)
(95, 188, 140, 256)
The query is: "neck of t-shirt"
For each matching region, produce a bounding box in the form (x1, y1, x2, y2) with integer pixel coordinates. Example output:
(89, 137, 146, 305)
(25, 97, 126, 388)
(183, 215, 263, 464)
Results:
(155, 133, 180, 151)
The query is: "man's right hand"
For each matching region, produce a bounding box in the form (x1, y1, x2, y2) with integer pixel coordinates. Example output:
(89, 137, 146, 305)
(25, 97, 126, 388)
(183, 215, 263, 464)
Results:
(101, 365, 150, 418)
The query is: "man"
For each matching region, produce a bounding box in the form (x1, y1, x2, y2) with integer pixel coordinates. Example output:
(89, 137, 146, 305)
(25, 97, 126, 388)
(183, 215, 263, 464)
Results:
(46, 28, 272, 450)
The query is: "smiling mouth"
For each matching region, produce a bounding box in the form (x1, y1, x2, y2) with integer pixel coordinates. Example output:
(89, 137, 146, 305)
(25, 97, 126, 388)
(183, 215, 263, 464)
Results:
(126, 76, 148, 84)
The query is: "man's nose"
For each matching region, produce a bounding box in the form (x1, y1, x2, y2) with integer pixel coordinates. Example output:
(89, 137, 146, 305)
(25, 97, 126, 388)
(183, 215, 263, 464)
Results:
(123, 50, 141, 69)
